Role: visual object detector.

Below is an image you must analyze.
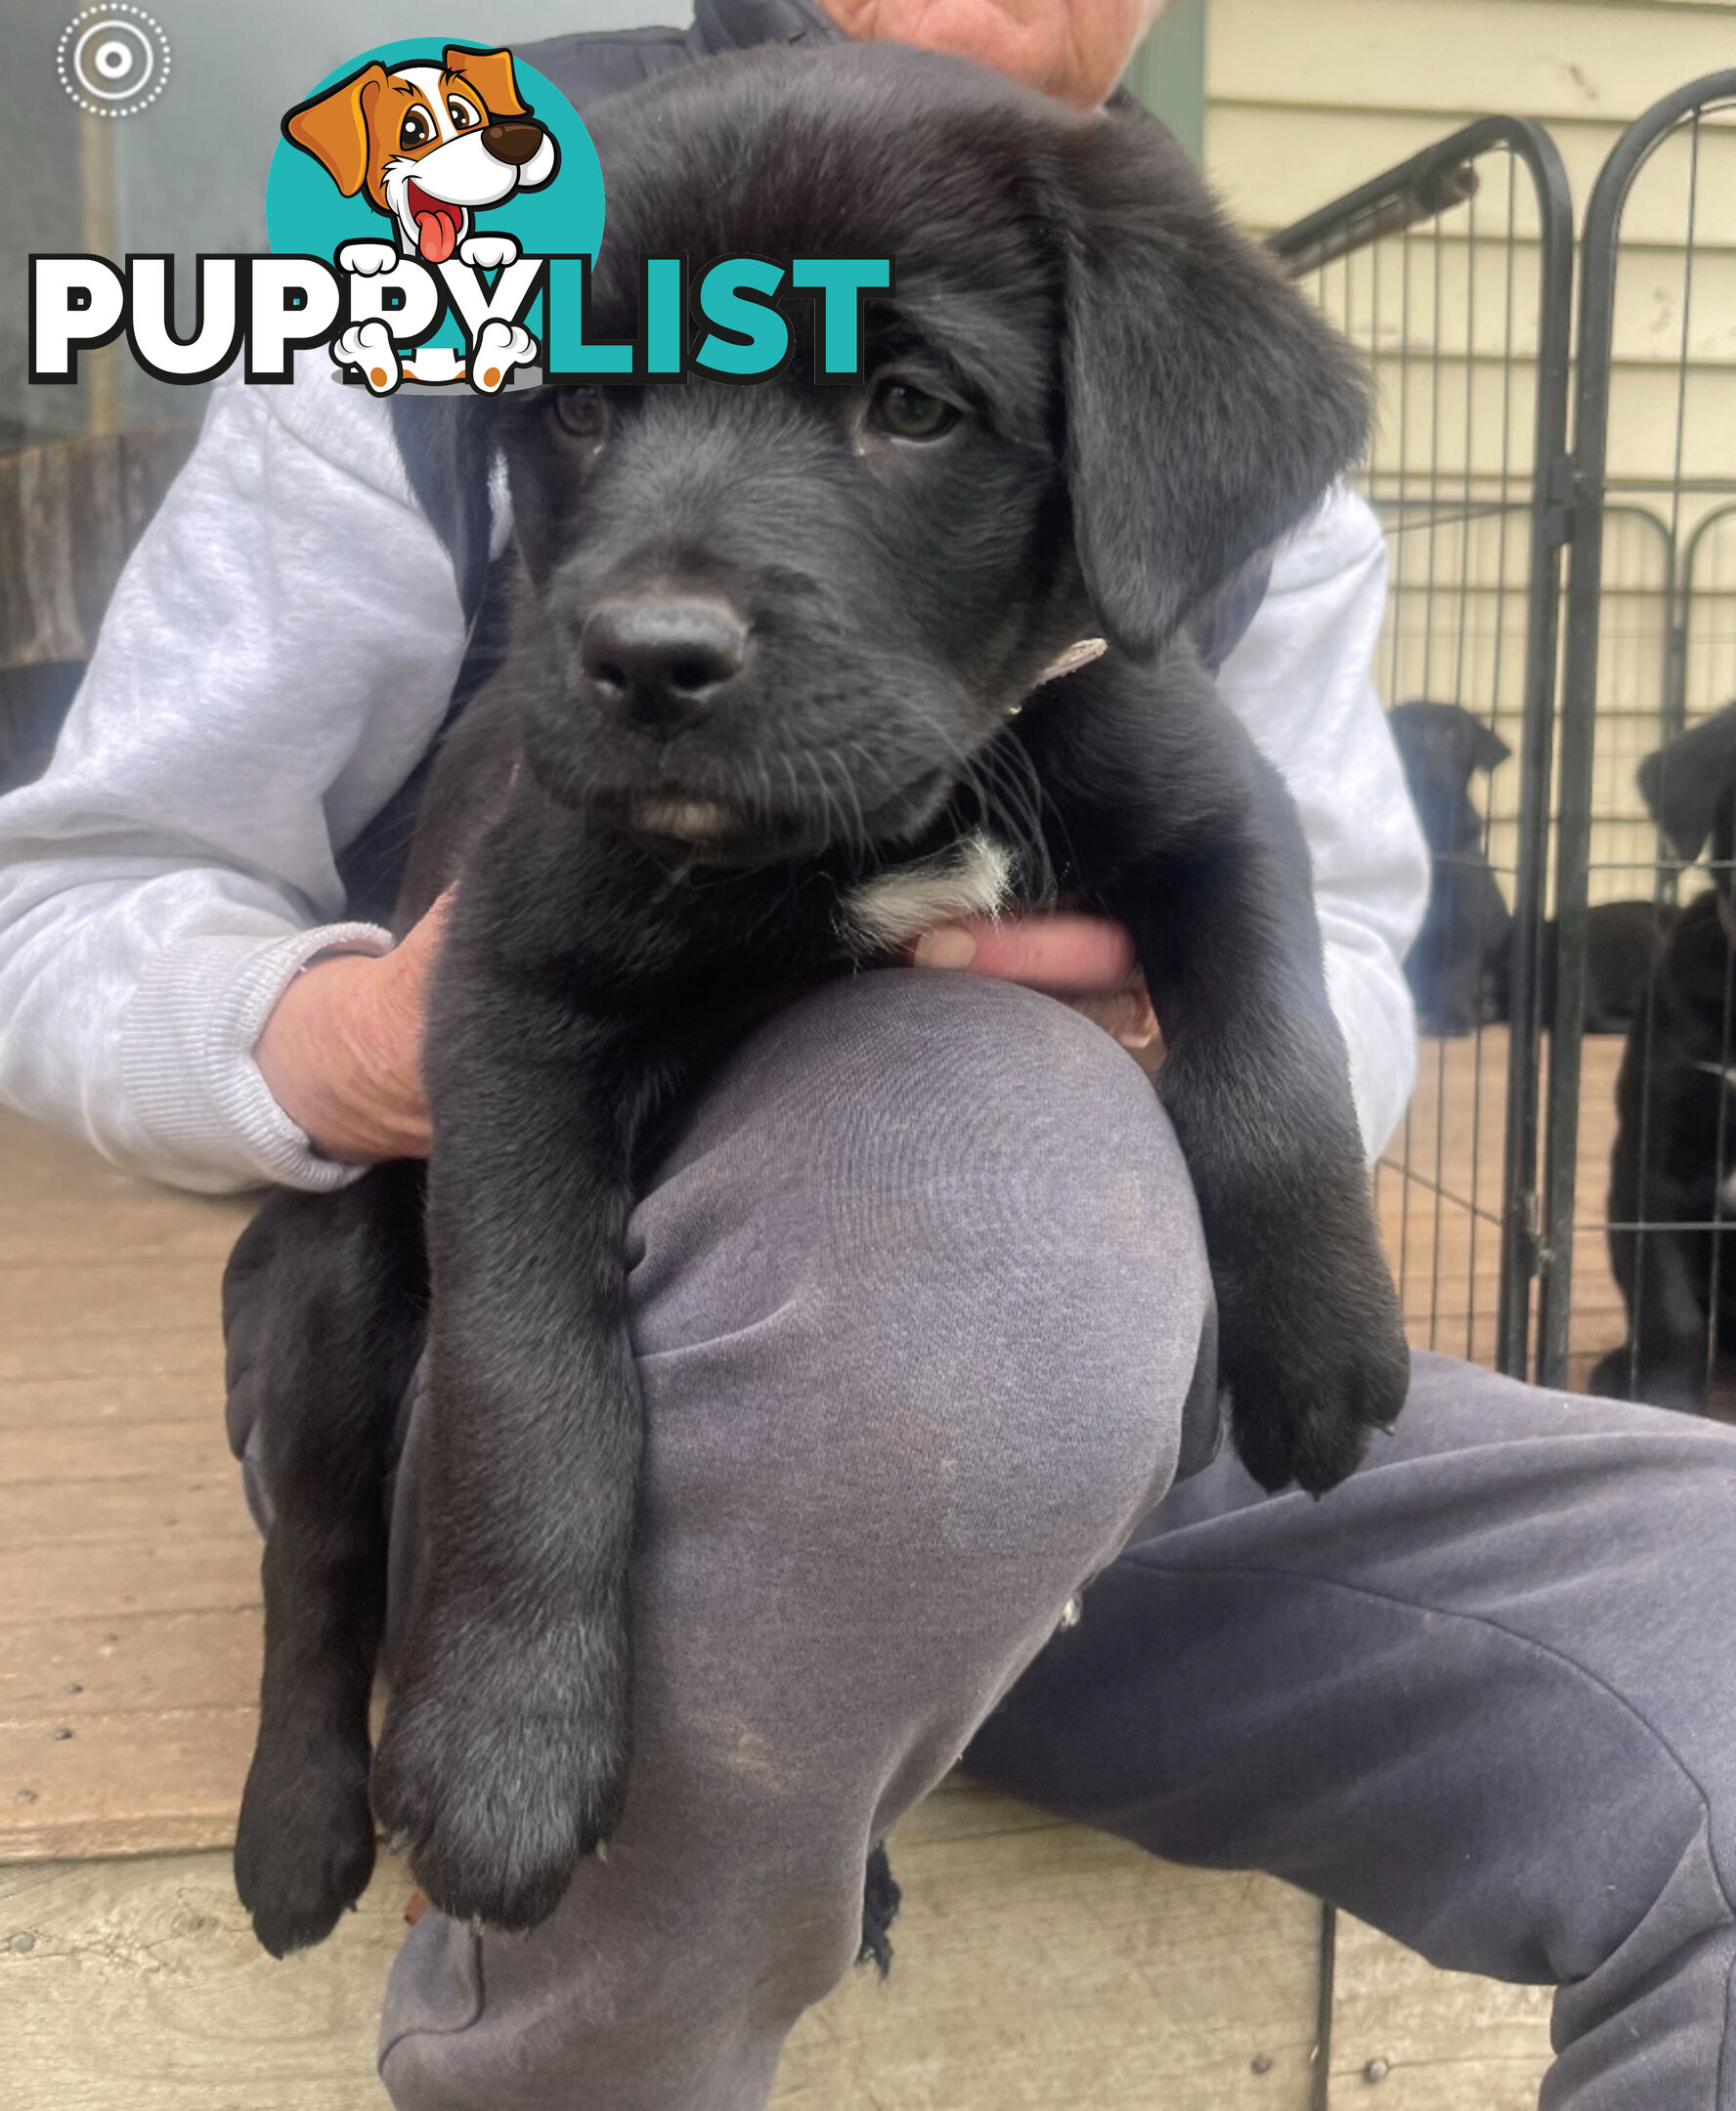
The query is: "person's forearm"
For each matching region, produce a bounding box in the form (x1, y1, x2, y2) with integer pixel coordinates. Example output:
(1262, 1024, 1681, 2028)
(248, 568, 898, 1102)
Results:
(0, 360, 467, 1192)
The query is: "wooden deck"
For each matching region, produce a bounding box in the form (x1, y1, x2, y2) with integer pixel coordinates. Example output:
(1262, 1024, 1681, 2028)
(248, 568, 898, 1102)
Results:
(0, 1093, 1571, 2108)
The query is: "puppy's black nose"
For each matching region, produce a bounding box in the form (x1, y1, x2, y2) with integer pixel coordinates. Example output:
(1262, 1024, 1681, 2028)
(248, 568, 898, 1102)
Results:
(580, 600, 748, 735)
(482, 121, 546, 166)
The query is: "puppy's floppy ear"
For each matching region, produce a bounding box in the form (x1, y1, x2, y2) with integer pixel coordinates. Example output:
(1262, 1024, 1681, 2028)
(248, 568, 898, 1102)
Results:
(282, 63, 389, 198)
(1463, 712, 1511, 776)
(1639, 702, 1736, 862)
(444, 46, 530, 119)
(1053, 109, 1371, 658)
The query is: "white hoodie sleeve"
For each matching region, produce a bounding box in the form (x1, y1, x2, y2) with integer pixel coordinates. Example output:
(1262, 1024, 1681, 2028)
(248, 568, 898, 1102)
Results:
(1214, 486, 1429, 1161)
(0, 363, 469, 1193)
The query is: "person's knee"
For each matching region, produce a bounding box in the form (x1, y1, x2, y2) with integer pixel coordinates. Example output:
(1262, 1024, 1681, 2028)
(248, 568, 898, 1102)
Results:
(629, 970, 1212, 1616)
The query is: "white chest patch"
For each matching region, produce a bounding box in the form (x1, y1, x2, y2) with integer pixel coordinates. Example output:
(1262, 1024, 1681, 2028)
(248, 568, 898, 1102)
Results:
(839, 832, 1015, 957)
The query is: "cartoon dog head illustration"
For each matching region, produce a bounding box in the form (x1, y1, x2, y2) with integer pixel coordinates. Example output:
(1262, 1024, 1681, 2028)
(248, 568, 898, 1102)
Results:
(282, 46, 559, 262)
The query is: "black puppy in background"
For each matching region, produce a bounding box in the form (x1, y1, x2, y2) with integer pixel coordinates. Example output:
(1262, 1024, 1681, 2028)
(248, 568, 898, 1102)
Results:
(224, 44, 1410, 1958)
(1389, 702, 1513, 1035)
(1390, 701, 1669, 1037)
(1592, 701, 1736, 1410)
(1541, 900, 1675, 1037)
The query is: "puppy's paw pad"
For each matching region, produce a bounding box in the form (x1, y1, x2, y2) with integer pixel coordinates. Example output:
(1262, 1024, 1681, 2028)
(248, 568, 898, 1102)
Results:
(235, 1740, 375, 1958)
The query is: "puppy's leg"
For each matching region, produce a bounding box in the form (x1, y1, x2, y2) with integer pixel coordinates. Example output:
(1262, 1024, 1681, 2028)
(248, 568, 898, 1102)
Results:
(226, 1163, 426, 1956)
(1613, 1227, 1711, 1412)
(1020, 658, 1410, 1493)
(370, 971, 678, 1931)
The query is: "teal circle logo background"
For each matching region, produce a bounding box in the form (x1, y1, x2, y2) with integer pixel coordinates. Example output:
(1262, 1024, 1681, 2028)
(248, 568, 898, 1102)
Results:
(265, 40, 604, 355)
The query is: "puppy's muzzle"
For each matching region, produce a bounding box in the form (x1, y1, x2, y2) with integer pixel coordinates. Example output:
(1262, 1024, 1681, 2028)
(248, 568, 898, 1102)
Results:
(580, 598, 750, 737)
(484, 121, 547, 167)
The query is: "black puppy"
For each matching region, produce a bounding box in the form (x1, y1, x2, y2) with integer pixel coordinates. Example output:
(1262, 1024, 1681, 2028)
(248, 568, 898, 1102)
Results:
(1592, 701, 1736, 1410)
(1541, 900, 1675, 1036)
(225, 44, 1409, 1957)
(1388, 701, 1513, 1035)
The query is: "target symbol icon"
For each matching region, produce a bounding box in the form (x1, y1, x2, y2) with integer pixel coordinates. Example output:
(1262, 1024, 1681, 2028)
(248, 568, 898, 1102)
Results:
(58, 5, 171, 118)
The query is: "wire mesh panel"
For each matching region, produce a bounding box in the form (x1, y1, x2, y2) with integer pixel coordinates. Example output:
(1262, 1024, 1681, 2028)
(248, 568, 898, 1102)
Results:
(1271, 123, 1573, 1376)
(1684, 503, 1736, 726)
(1545, 73, 1736, 1400)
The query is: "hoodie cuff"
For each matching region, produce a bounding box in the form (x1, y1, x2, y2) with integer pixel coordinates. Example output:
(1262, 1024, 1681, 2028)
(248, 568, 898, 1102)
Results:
(119, 922, 394, 1191)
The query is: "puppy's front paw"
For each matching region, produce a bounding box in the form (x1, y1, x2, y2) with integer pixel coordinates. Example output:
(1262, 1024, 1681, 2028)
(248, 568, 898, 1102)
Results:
(371, 1609, 628, 1931)
(235, 1729, 376, 1958)
(457, 233, 520, 271)
(1224, 1228, 1410, 1497)
(336, 240, 401, 278)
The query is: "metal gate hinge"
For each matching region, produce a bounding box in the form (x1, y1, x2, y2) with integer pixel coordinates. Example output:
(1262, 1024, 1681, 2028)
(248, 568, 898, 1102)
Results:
(1542, 455, 1578, 548)
(1511, 1189, 1542, 1276)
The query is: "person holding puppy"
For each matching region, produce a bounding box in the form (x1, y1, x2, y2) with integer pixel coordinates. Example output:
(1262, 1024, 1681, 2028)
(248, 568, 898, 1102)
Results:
(4, 3, 1736, 2108)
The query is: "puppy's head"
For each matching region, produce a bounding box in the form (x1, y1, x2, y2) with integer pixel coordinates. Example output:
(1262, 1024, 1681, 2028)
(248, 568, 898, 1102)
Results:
(282, 46, 556, 261)
(1640, 700, 1736, 904)
(1389, 702, 1510, 854)
(487, 44, 1369, 864)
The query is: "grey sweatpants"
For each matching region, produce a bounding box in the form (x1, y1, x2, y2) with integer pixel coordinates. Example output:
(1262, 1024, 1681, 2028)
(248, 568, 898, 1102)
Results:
(265, 970, 1736, 2110)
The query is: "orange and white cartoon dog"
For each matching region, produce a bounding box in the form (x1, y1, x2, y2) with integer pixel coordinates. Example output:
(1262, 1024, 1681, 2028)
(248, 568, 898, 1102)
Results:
(283, 45, 557, 391)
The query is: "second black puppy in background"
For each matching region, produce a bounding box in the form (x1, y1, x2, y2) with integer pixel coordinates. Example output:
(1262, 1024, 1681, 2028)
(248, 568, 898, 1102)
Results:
(1594, 701, 1736, 1411)
(1390, 701, 1513, 1035)
(1391, 700, 1668, 1037)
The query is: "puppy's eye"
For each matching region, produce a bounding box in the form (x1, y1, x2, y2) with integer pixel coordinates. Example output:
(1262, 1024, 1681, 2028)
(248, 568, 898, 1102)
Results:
(447, 95, 480, 131)
(868, 380, 960, 442)
(399, 108, 431, 150)
(551, 388, 609, 444)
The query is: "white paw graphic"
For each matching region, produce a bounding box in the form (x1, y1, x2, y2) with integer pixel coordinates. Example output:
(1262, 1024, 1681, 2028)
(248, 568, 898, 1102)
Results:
(332, 321, 400, 395)
(457, 234, 520, 272)
(469, 320, 537, 394)
(335, 240, 401, 278)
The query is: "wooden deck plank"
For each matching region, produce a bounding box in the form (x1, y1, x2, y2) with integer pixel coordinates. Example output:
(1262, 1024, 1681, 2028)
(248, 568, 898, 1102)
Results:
(0, 1608, 260, 1720)
(0, 1375, 224, 1431)
(1, 1419, 237, 1485)
(0, 1473, 244, 1549)
(1330, 1912, 1553, 2106)
(0, 1788, 1324, 2111)
(0, 1330, 223, 1387)
(0, 1530, 261, 1627)
(0, 1708, 256, 1862)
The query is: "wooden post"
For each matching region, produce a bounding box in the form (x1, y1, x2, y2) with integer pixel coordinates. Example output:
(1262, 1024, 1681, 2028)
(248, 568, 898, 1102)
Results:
(1122, 0, 1208, 165)
(79, 112, 122, 437)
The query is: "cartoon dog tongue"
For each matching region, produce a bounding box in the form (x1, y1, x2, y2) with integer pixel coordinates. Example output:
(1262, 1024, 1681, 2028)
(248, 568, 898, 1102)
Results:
(409, 187, 461, 263)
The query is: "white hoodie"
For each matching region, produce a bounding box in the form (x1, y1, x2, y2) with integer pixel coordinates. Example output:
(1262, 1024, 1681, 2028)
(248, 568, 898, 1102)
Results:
(0, 363, 1429, 1193)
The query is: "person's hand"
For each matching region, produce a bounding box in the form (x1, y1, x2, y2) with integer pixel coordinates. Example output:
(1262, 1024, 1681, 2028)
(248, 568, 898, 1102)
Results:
(911, 913, 1161, 1053)
(254, 893, 453, 1163)
(817, 0, 1167, 110)
(258, 895, 1154, 1167)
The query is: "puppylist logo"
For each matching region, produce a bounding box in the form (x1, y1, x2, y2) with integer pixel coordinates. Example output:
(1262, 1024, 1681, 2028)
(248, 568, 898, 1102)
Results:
(29, 38, 896, 398)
